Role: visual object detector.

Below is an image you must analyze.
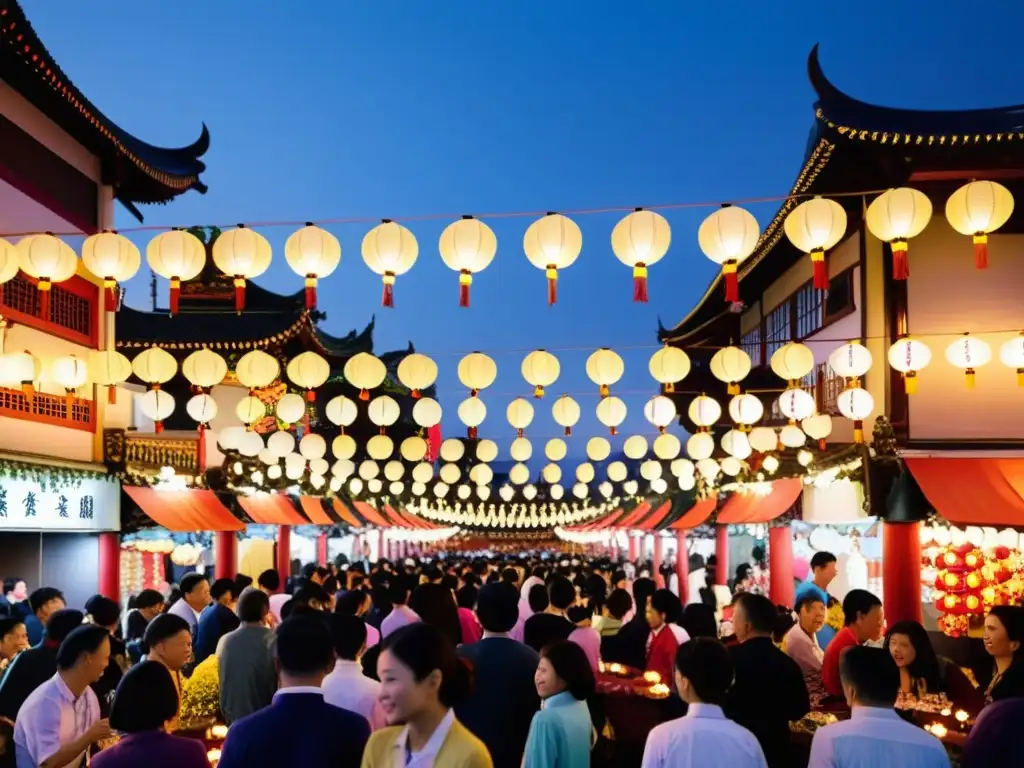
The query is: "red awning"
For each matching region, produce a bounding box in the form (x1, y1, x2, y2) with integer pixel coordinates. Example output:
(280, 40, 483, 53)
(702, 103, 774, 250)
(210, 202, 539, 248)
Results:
(669, 496, 718, 530)
(237, 494, 307, 525)
(717, 478, 803, 524)
(906, 457, 1024, 527)
(617, 501, 652, 529)
(403, 509, 436, 528)
(125, 487, 244, 532)
(637, 500, 672, 531)
(578, 507, 625, 531)
(331, 499, 362, 528)
(353, 501, 390, 527)
(382, 505, 409, 528)
(298, 496, 333, 525)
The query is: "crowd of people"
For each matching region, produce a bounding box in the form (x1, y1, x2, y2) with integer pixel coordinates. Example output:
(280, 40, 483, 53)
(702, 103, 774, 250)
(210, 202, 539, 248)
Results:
(0, 553, 1018, 767)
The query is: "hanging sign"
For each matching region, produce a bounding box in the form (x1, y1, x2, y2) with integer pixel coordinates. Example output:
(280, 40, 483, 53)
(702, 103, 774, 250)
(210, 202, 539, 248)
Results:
(0, 476, 120, 532)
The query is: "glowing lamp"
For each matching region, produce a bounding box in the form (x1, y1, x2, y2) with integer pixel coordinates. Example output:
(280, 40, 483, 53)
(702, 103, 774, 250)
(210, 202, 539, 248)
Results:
(521, 350, 560, 397)
(438, 216, 497, 307)
(888, 337, 931, 394)
(648, 345, 691, 393)
(586, 348, 624, 397)
(368, 395, 401, 432)
(698, 204, 759, 303)
(235, 350, 280, 390)
(945, 334, 991, 389)
(236, 396, 267, 427)
(728, 393, 764, 426)
(828, 341, 872, 382)
(412, 397, 442, 429)
(595, 396, 627, 436)
(945, 180, 1014, 269)
(836, 387, 874, 443)
(686, 432, 715, 461)
(770, 342, 815, 384)
(643, 395, 677, 433)
(623, 435, 648, 460)
(396, 353, 437, 398)
(88, 349, 132, 404)
(146, 229, 205, 316)
(212, 225, 272, 313)
(325, 396, 358, 431)
(687, 395, 721, 428)
(139, 389, 175, 433)
(546, 438, 568, 461)
(132, 347, 177, 388)
(653, 433, 681, 460)
(275, 393, 306, 424)
(748, 426, 778, 453)
(999, 334, 1024, 386)
(784, 196, 847, 290)
(182, 348, 227, 391)
(0, 238, 19, 288)
(16, 233, 78, 320)
(50, 354, 89, 416)
(865, 187, 932, 280)
(185, 393, 217, 426)
(551, 395, 581, 436)
(778, 388, 816, 421)
(506, 398, 535, 437)
(586, 437, 611, 462)
(360, 219, 418, 308)
(344, 352, 387, 400)
(286, 351, 330, 402)
(368, 436, 393, 461)
(611, 208, 671, 302)
(458, 352, 498, 395)
(82, 230, 140, 311)
(709, 346, 752, 395)
(523, 212, 582, 304)
(458, 396, 487, 439)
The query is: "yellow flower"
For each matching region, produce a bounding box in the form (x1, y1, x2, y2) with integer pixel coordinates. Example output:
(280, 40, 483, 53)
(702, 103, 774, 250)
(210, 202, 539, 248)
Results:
(826, 603, 845, 631)
(180, 656, 220, 723)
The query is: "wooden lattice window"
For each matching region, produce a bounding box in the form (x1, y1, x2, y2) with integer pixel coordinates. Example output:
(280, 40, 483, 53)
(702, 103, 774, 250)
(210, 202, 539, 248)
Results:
(0, 273, 98, 348)
(0, 387, 95, 432)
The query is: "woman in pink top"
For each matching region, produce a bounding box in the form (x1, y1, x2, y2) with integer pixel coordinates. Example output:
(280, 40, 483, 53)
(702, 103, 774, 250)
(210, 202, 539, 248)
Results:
(457, 586, 483, 645)
(567, 606, 601, 675)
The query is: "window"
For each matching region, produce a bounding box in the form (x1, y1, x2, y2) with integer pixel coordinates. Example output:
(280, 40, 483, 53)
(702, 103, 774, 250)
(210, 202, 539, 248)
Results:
(823, 269, 855, 324)
(0, 273, 98, 348)
(795, 283, 824, 339)
(741, 326, 762, 367)
(765, 302, 790, 362)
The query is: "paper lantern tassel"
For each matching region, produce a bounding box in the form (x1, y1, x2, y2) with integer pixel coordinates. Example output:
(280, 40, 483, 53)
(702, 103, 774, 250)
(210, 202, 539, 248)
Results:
(170, 278, 181, 316)
(892, 240, 910, 280)
(382, 272, 396, 308)
(905, 372, 918, 395)
(305, 275, 318, 310)
(104, 279, 118, 311)
(38, 281, 51, 321)
(459, 270, 472, 308)
(234, 278, 246, 314)
(546, 266, 558, 305)
(722, 261, 739, 303)
(811, 248, 829, 291)
(633, 264, 648, 303)
(107, 385, 117, 405)
(974, 234, 988, 269)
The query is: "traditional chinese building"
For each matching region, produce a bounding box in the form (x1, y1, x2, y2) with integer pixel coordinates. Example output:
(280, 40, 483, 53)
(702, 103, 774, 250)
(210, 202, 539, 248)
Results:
(657, 46, 1024, 626)
(0, 0, 208, 607)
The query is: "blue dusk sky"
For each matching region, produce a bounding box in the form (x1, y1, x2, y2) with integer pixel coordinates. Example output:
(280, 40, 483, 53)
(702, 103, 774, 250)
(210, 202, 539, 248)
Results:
(21, 0, 1024, 455)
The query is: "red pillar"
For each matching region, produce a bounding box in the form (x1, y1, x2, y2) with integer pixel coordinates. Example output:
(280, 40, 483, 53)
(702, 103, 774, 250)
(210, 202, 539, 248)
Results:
(675, 530, 689, 603)
(883, 521, 923, 625)
(317, 532, 329, 567)
(628, 534, 639, 563)
(276, 526, 291, 592)
(768, 526, 795, 608)
(715, 526, 729, 586)
(98, 532, 120, 602)
(653, 535, 664, 588)
(215, 531, 237, 581)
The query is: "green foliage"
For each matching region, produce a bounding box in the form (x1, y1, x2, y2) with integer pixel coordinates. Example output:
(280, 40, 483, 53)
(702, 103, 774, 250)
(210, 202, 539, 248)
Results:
(0, 459, 113, 492)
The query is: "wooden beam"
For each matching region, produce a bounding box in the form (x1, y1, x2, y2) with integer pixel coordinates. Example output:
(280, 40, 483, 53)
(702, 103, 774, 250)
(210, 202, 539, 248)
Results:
(909, 169, 1024, 182)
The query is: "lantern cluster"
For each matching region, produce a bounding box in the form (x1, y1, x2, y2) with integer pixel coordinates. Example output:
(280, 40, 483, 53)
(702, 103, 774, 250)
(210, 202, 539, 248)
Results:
(930, 543, 1017, 637)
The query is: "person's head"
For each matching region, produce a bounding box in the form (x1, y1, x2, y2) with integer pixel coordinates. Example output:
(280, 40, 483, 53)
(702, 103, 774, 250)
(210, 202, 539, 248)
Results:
(795, 593, 827, 635)
(612, 569, 627, 589)
(335, 588, 370, 617)
(3, 578, 26, 602)
(735, 563, 753, 591)
(645, 589, 680, 631)
(293, 584, 331, 612)
(377, 622, 472, 724)
(28, 587, 65, 622)
(605, 588, 632, 621)
(388, 579, 411, 607)
(984, 605, 1024, 661)
(0, 618, 27, 660)
(424, 566, 443, 584)
(409, 583, 462, 646)
(547, 575, 575, 612)
(455, 585, 478, 611)
(134, 589, 165, 620)
(44, 609, 85, 646)
(237, 588, 270, 625)
(276, 615, 335, 685)
(732, 593, 776, 643)
(535, 639, 595, 701)
(143, 614, 192, 671)
(680, 603, 718, 639)
(109, 661, 181, 733)
(840, 645, 900, 709)
(501, 567, 519, 587)
(56, 625, 110, 684)
(810, 551, 838, 587)
(210, 578, 238, 609)
(474, 582, 519, 635)
(842, 589, 884, 643)
(631, 577, 656, 617)
(258, 569, 281, 594)
(885, 620, 940, 692)
(674, 638, 733, 705)
(84, 595, 120, 632)
(179, 573, 211, 611)
(527, 583, 549, 614)
(234, 573, 254, 595)
(567, 605, 592, 627)
(329, 614, 368, 661)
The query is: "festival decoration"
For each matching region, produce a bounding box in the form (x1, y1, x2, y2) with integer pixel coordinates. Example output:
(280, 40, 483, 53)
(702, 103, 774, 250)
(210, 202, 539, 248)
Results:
(397, 353, 437, 398)
(523, 212, 582, 304)
(0, 238, 19, 295)
(49, 355, 88, 416)
(586, 437, 611, 462)
(212, 225, 272, 313)
(88, 349, 132, 404)
(586, 348, 624, 397)
(771, 342, 815, 386)
(728, 393, 764, 427)
(412, 397, 442, 428)
(611, 208, 671, 303)
(132, 347, 178, 391)
(784, 196, 848, 290)
(652, 433, 681, 460)
(281, 223, 342, 311)
(551, 395, 581, 436)
(1000, 334, 1024, 386)
(648, 345, 691, 393)
(521, 350, 559, 398)
(888, 337, 931, 394)
(710, 346, 752, 395)
(945, 333, 991, 389)
(360, 220, 417, 308)
(698, 204, 760, 303)
(82, 231, 140, 311)
(828, 341, 872, 386)
(836, 387, 874, 443)
(458, 352, 497, 396)
(16, 233, 78, 321)
(146, 229, 206, 316)
(235, 350, 280, 390)
(275, 393, 306, 425)
(801, 413, 833, 450)
(286, 351, 330, 403)
(139, 389, 175, 433)
(945, 180, 1014, 269)
(643, 395, 676, 433)
(506, 398, 535, 438)
(458, 397, 487, 439)
(595, 396, 627, 436)
(182, 348, 228, 392)
(439, 216, 497, 307)
(344, 352, 387, 401)
(865, 187, 932, 280)
(325, 395, 358, 432)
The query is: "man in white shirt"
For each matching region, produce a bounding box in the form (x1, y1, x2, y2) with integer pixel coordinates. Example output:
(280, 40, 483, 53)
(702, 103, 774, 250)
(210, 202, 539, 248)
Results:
(168, 572, 210, 633)
(642, 637, 767, 768)
(808, 646, 950, 768)
(379, 579, 419, 640)
(322, 614, 384, 729)
(14, 625, 113, 768)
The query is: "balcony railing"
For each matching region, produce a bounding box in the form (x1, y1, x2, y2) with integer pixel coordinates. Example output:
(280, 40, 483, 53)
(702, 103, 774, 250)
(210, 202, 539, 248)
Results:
(0, 273, 98, 348)
(768, 363, 843, 421)
(0, 387, 95, 432)
(103, 429, 200, 475)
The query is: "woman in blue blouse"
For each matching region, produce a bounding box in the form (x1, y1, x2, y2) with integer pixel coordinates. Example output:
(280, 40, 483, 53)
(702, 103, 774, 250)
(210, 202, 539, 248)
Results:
(523, 639, 595, 768)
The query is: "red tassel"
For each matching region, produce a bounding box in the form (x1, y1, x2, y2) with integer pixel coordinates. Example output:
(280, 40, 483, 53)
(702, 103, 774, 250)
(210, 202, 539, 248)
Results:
(892, 241, 910, 280)
(632, 264, 648, 303)
(305, 389, 315, 402)
(468, 426, 478, 439)
(411, 389, 421, 399)
(155, 421, 164, 434)
(546, 267, 557, 305)
(974, 234, 988, 269)
(104, 280, 118, 311)
(38, 282, 50, 321)
(459, 270, 472, 308)
(107, 386, 117, 405)
(564, 427, 572, 436)
(382, 273, 396, 308)
(610, 426, 618, 436)
(234, 278, 246, 314)
(811, 249, 828, 291)
(723, 262, 739, 303)
(359, 389, 370, 401)
(819, 438, 827, 451)
(170, 278, 180, 316)
(305, 276, 317, 310)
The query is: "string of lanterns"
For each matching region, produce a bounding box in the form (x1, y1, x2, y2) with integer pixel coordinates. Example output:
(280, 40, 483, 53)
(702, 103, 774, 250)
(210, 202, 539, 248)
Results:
(0, 179, 1010, 312)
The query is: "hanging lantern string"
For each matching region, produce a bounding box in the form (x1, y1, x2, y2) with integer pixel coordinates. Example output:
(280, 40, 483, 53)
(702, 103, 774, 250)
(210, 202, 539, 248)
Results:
(0, 187, 896, 239)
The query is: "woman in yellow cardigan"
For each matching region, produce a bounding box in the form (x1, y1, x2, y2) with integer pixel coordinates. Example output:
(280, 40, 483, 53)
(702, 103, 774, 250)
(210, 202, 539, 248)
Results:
(361, 623, 492, 768)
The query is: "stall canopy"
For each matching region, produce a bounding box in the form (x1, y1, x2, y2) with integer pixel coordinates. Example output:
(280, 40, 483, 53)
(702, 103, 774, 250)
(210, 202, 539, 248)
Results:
(615, 501, 652, 530)
(906, 457, 1024, 527)
(578, 507, 625, 531)
(716, 479, 803, 524)
(669, 496, 718, 530)
(125, 487, 244, 532)
(298, 496, 335, 525)
(636, 500, 672, 531)
(332, 499, 363, 528)
(353, 501, 390, 527)
(237, 494, 308, 526)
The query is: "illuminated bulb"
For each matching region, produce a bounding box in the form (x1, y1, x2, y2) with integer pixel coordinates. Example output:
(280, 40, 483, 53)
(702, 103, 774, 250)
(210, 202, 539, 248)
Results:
(797, 449, 813, 467)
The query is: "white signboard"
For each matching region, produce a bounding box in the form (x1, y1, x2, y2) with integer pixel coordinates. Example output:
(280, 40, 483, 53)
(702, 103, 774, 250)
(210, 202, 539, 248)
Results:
(0, 476, 120, 532)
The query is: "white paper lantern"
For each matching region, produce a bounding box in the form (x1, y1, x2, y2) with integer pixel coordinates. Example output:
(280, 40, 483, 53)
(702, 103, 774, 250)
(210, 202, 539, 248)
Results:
(440, 463, 461, 485)
(640, 460, 662, 481)
(611, 208, 671, 303)
(728, 393, 764, 426)
(643, 395, 677, 432)
(401, 437, 428, 463)
(440, 439, 465, 463)
(607, 461, 627, 482)
(182, 348, 227, 390)
(458, 397, 487, 438)
(360, 220, 417, 307)
(412, 462, 434, 484)
(349, 477, 364, 495)
(218, 426, 246, 451)
(686, 432, 715, 461)
(439, 216, 497, 307)
(710, 346, 752, 395)
(1000, 334, 1024, 386)
(499, 485, 515, 502)
(469, 464, 494, 485)
(509, 463, 530, 485)
(595, 396, 627, 436)
(586, 348, 624, 397)
(325, 395, 358, 428)
(576, 463, 596, 483)
(367, 434, 394, 461)
(688, 395, 721, 428)
(458, 352, 498, 394)
(510, 437, 533, 463)
(332, 434, 356, 460)
(784, 196, 848, 290)
(779, 424, 806, 448)
(132, 346, 177, 386)
(506, 398, 535, 435)
(836, 387, 874, 443)
(476, 439, 498, 463)
(212, 225, 271, 312)
(309, 458, 330, 477)
(88, 350, 132, 404)
(653, 433, 681, 460)
(649, 346, 691, 392)
(945, 334, 992, 388)
(523, 213, 582, 304)
(545, 439, 568, 462)
(623, 435, 648, 460)
(358, 460, 380, 480)
(802, 414, 833, 448)
(828, 342, 872, 381)
(671, 458, 695, 478)
(258, 448, 276, 466)
(698, 204, 759, 303)
(945, 180, 1014, 269)
(411, 397, 442, 429)
(762, 455, 779, 474)
(16, 234, 78, 318)
(397, 353, 437, 397)
(865, 187, 932, 280)
(551, 395, 581, 436)
(236, 396, 267, 426)
(696, 458, 720, 481)
(238, 431, 264, 457)
(887, 337, 932, 394)
(285, 224, 342, 310)
(542, 464, 562, 484)
(146, 229, 205, 315)
(586, 437, 611, 462)
(521, 350, 560, 398)
(623, 479, 639, 497)
(268, 431, 295, 458)
(778, 388, 816, 421)
(344, 353, 387, 400)
(287, 352, 330, 400)
(771, 342, 815, 383)
(720, 457, 742, 477)
(368, 395, 401, 429)
(235, 350, 280, 389)
(185, 393, 217, 425)
(678, 474, 696, 491)
(300, 433, 327, 460)
(139, 389, 175, 432)
(721, 429, 752, 460)
(275, 393, 307, 424)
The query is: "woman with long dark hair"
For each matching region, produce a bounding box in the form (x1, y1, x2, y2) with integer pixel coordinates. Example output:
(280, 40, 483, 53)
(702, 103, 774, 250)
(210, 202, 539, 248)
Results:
(409, 583, 462, 646)
(523, 640, 595, 768)
(983, 605, 1024, 702)
(361, 623, 491, 767)
(885, 619, 984, 714)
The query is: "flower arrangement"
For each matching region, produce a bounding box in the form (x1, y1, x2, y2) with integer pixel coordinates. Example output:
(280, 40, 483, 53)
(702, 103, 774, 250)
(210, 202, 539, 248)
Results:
(180, 656, 220, 724)
(825, 601, 844, 631)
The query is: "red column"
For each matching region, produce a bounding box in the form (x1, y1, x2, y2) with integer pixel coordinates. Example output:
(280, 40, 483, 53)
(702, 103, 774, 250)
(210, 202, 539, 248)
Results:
(715, 526, 729, 586)
(215, 531, 237, 581)
(98, 532, 120, 602)
(628, 534, 639, 563)
(653, 535, 664, 588)
(317, 532, 329, 567)
(768, 526, 795, 608)
(276, 526, 291, 592)
(675, 530, 689, 603)
(883, 521, 923, 625)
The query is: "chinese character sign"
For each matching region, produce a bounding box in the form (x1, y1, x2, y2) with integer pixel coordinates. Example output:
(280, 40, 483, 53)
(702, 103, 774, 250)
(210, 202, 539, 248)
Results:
(0, 476, 119, 532)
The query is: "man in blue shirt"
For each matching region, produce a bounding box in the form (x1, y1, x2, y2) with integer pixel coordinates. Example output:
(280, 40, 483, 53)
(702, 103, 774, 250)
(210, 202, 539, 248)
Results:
(23, 588, 64, 647)
(794, 552, 837, 649)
